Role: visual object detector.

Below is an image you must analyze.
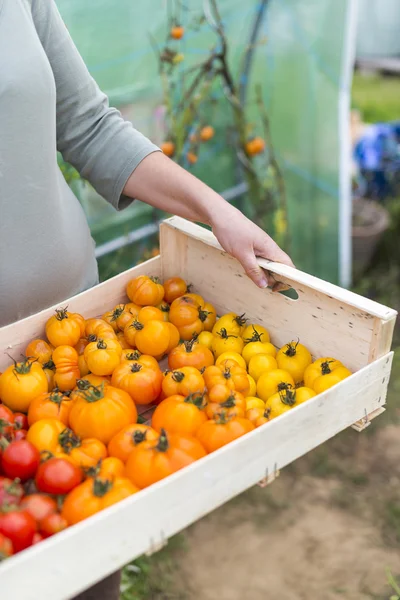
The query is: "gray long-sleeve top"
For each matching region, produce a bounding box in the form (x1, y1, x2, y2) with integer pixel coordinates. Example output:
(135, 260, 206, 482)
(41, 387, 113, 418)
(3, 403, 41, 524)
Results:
(0, 0, 159, 326)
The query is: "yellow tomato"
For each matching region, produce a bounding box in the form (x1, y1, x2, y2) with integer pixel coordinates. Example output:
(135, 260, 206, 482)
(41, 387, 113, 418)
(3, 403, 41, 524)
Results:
(276, 341, 312, 384)
(256, 369, 294, 402)
(215, 352, 247, 370)
(212, 331, 244, 358)
(245, 397, 265, 411)
(242, 341, 276, 365)
(197, 331, 214, 351)
(246, 375, 257, 397)
(242, 324, 270, 344)
(264, 392, 294, 419)
(248, 354, 278, 382)
(294, 387, 316, 405)
(212, 313, 247, 337)
(304, 358, 351, 393)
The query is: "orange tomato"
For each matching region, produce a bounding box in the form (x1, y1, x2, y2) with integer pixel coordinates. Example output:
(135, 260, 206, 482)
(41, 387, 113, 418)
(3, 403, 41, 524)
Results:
(125, 429, 206, 489)
(169, 296, 204, 341)
(69, 384, 137, 445)
(152, 393, 207, 436)
(111, 360, 162, 406)
(85, 457, 125, 480)
(162, 367, 205, 397)
(52, 346, 80, 392)
(62, 476, 139, 525)
(196, 416, 254, 453)
(137, 306, 165, 324)
(74, 338, 88, 355)
(215, 352, 247, 370)
(26, 418, 66, 454)
(102, 304, 126, 332)
(0, 358, 48, 413)
(161, 141, 175, 157)
(168, 339, 214, 371)
(25, 339, 54, 365)
(135, 320, 177, 357)
(57, 429, 108, 469)
(84, 337, 122, 377)
(203, 363, 249, 394)
(163, 277, 187, 303)
(115, 331, 132, 350)
(245, 136, 265, 156)
(108, 424, 158, 463)
(126, 275, 164, 307)
(115, 303, 141, 332)
(246, 406, 273, 427)
(198, 302, 217, 332)
(84, 318, 116, 342)
(28, 391, 72, 426)
(199, 125, 215, 142)
(120, 349, 159, 369)
(206, 388, 246, 420)
(45, 308, 84, 348)
(170, 25, 184, 39)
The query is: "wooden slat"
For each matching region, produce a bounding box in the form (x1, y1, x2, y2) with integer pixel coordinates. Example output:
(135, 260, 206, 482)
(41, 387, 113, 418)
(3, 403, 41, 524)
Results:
(0, 353, 392, 600)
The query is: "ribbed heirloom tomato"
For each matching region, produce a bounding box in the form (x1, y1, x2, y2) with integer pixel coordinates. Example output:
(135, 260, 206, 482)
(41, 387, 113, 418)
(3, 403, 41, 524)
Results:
(163, 277, 187, 303)
(125, 429, 206, 489)
(114, 304, 141, 332)
(111, 360, 162, 405)
(0, 357, 48, 412)
(45, 308, 84, 348)
(203, 364, 249, 395)
(120, 350, 159, 369)
(84, 338, 122, 377)
(162, 367, 205, 397)
(108, 424, 158, 463)
(86, 457, 126, 480)
(62, 476, 139, 525)
(276, 341, 312, 384)
(28, 390, 72, 426)
(69, 384, 137, 444)
(25, 339, 54, 365)
(84, 318, 117, 342)
(102, 304, 126, 332)
(52, 346, 80, 392)
(168, 339, 214, 371)
(304, 358, 351, 393)
(127, 275, 164, 306)
(196, 415, 254, 453)
(152, 393, 208, 436)
(169, 295, 204, 340)
(206, 388, 246, 420)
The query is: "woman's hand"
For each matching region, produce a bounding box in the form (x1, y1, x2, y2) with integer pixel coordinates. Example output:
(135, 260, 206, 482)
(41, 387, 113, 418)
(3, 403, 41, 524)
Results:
(211, 204, 295, 289)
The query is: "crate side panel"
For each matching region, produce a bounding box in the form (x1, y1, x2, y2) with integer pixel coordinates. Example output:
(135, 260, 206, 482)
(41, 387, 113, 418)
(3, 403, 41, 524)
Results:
(0, 257, 161, 372)
(0, 353, 392, 600)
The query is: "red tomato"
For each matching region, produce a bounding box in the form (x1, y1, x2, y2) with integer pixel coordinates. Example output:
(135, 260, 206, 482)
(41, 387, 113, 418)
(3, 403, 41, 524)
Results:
(1, 441, 40, 482)
(0, 405, 15, 439)
(20, 494, 57, 522)
(39, 513, 68, 538)
(0, 510, 37, 552)
(13, 414, 29, 431)
(0, 477, 24, 509)
(32, 532, 44, 545)
(13, 430, 27, 441)
(35, 458, 82, 495)
(0, 532, 13, 559)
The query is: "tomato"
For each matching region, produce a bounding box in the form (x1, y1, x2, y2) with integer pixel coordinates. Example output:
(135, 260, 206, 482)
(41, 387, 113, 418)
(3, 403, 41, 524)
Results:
(74, 374, 110, 391)
(152, 393, 207, 436)
(0, 532, 13, 559)
(212, 313, 247, 337)
(199, 125, 214, 142)
(198, 302, 217, 332)
(108, 424, 158, 463)
(206, 389, 246, 420)
(25, 339, 54, 365)
(0, 358, 48, 413)
(114, 331, 130, 350)
(245, 397, 265, 411)
(69, 384, 137, 444)
(126, 275, 164, 307)
(196, 416, 254, 453)
(184, 293, 205, 307)
(246, 375, 257, 397)
(0, 405, 15, 438)
(111, 360, 162, 406)
(13, 413, 28, 431)
(37, 426, 108, 469)
(102, 304, 126, 332)
(256, 369, 294, 402)
(36, 458, 82, 495)
(1, 441, 40, 482)
(84, 338, 122, 377)
(170, 25, 184, 39)
(0, 477, 24, 509)
(20, 494, 57, 522)
(39, 512, 68, 538)
(162, 367, 205, 398)
(45, 308, 83, 348)
(264, 388, 297, 419)
(212, 329, 244, 357)
(136, 320, 179, 357)
(28, 391, 72, 427)
(121, 350, 159, 370)
(86, 457, 125, 480)
(242, 341, 277, 365)
(165, 323, 180, 354)
(168, 339, 214, 371)
(84, 318, 116, 342)
(276, 341, 312, 384)
(161, 141, 175, 157)
(304, 358, 351, 393)
(52, 346, 80, 392)
(203, 364, 249, 395)
(74, 338, 88, 356)
(293, 387, 316, 405)
(156, 302, 170, 322)
(245, 136, 265, 156)
(0, 510, 37, 553)
(197, 331, 213, 350)
(62, 476, 139, 525)
(43, 362, 55, 392)
(13, 430, 28, 441)
(32, 532, 44, 545)
(125, 429, 206, 489)
(248, 354, 278, 382)
(115, 304, 141, 332)
(163, 277, 187, 303)
(26, 418, 65, 453)
(215, 352, 247, 370)
(138, 306, 165, 324)
(242, 324, 270, 343)
(246, 406, 273, 427)
(169, 296, 204, 340)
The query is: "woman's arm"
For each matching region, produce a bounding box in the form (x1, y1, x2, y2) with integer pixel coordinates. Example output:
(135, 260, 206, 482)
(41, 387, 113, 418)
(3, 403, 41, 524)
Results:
(124, 152, 294, 288)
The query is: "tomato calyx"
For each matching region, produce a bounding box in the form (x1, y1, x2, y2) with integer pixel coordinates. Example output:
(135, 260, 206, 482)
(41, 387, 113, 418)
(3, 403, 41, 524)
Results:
(277, 381, 293, 394)
(172, 370, 185, 383)
(7, 355, 37, 378)
(132, 430, 147, 445)
(49, 391, 68, 406)
(183, 337, 198, 354)
(214, 412, 234, 425)
(59, 428, 81, 453)
(235, 314, 247, 327)
(198, 308, 211, 323)
(125, 351, 142, 362)
(222, 367, 232, 380)
(111, 306, 125, 322)
(42, 359, 55, 371)
(243, 325, 262, 343)
(278, 388, 297, 407)
(77, 383, 106, 403)
(217, 328, 237, 340)
(75, 379, 93, 391)
(92, 478, 113, 498)
(155, 429, 169, 453)
(184, 392, 207, 410)
(159, 302, 170, 314)
(283, 339, 300, 358)
(55, 307, 69, 321)
(219, 395, 237, 409)
(96, 339, 108, 350)
(40, 450, 54, 463)
(130, 363, 143, 374)
(128, 319, 144, 332)
(150, 276, 161, 284)
(87, 334, 98, 343)
(321, 361, 334, 375)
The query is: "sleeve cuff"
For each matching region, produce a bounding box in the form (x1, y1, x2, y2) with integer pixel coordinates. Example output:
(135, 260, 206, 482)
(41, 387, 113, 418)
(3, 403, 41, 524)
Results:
(111, 145, 161, 211)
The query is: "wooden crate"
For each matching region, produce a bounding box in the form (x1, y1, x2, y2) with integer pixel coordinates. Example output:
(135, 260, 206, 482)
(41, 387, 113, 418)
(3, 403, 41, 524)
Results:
(0, 217, 397, 600)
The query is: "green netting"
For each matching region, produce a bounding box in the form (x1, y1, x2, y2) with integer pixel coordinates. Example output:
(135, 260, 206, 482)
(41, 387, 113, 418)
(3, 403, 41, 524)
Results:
(57, 0, 354, 284)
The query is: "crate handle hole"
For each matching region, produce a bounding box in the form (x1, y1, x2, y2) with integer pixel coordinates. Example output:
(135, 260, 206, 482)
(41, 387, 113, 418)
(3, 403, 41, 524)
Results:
(276, 287, 299, 301)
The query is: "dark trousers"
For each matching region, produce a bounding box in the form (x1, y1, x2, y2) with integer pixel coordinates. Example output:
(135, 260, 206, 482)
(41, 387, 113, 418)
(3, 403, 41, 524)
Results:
(72, 570, 121, 600)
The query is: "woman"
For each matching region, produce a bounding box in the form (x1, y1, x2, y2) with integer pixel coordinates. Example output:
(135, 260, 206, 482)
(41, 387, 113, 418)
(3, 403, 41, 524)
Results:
(0, 0, 293, 596)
